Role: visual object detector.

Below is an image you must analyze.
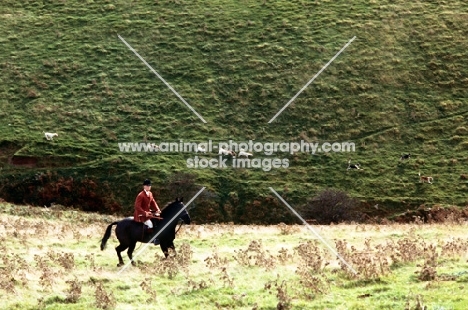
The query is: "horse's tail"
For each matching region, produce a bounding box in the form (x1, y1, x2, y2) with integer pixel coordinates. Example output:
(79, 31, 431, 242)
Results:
(100, 221, 119, 251)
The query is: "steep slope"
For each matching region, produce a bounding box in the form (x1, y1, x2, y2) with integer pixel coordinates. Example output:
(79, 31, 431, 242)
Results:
(1, 1, 467, 220)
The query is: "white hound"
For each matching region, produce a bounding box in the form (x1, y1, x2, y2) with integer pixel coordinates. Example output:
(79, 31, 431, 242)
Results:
(218, 147, 236, 156)
(44, 132, 58, 140)
(238, 150, 253, 158)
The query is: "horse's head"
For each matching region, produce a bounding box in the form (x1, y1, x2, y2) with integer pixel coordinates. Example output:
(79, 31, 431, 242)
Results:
(160, 197, 191, 224)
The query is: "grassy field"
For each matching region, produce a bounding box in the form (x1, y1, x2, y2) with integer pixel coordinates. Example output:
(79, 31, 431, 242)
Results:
(1, 203, 468, 309)
(1, 0, 468, 218)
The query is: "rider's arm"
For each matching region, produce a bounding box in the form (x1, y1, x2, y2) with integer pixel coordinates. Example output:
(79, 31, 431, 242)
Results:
(149, 194, 161, 213)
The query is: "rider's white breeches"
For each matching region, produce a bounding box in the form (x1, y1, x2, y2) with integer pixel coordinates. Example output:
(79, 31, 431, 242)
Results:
(144, 219, 153, 228)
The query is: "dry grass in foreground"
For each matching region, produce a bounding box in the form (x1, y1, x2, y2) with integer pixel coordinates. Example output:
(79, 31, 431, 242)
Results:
(1, 203, 468, 309)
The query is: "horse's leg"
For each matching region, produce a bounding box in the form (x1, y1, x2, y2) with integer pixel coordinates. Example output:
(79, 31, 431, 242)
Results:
(159, 242, 169, 258)
(169, 240, 176, 256)
(127, 242, 137, 266)
(115, 243, 128, 267)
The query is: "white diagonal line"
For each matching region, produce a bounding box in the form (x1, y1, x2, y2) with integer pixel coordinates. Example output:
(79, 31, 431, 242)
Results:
(117, 34, 207, 123)
(269, 187, 358, 275)
(268, 36, 356, 123)
(118, 187, 206, 274)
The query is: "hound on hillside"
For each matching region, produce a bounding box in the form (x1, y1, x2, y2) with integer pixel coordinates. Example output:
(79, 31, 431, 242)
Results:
(419, 172, 433, 184)
(44, 132, 58, 141)
(219, 147, 236, 156)
(347, 160, 361, 170)
(196, 145, 206, 153)
(400, 153, 411, 161)
(238, 150, 253, 158)
(150, 143, 160, 151)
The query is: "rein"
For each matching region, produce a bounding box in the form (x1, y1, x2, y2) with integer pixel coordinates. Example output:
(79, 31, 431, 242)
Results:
(175, 221, 184, 235)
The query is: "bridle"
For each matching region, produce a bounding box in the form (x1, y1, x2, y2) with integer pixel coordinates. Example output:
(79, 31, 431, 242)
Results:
(175, 210, 189, 235)
(174, 203, 193, 235)
(175, 221, 184, 235)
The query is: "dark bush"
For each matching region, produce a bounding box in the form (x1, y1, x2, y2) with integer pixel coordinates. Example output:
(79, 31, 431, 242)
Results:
(239, 196, 297, 224)
(0, 172, 121, 213)
(158, 172, 199, 203)
(301, 189, 361, 224)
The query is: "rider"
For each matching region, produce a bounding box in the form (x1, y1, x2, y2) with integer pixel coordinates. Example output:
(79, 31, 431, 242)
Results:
(134, 179, 161, 244)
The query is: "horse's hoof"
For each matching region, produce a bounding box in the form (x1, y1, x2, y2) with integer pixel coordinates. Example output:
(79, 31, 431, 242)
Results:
(117, 263, 123, 267)
(131, 261, 136, 266)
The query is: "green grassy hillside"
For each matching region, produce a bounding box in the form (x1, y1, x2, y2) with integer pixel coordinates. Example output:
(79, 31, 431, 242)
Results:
(1, 0, 468, 220)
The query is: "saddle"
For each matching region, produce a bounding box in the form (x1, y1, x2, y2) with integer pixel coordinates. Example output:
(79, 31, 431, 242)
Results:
(144, 214, 163, 235)
(143, 218, 162, 245)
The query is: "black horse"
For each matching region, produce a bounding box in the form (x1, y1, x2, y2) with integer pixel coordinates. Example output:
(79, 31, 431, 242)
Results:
(100, 198, 190, 267)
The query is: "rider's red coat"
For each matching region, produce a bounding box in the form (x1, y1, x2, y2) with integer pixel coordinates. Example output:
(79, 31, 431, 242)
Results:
(133, 190, 159, 223)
